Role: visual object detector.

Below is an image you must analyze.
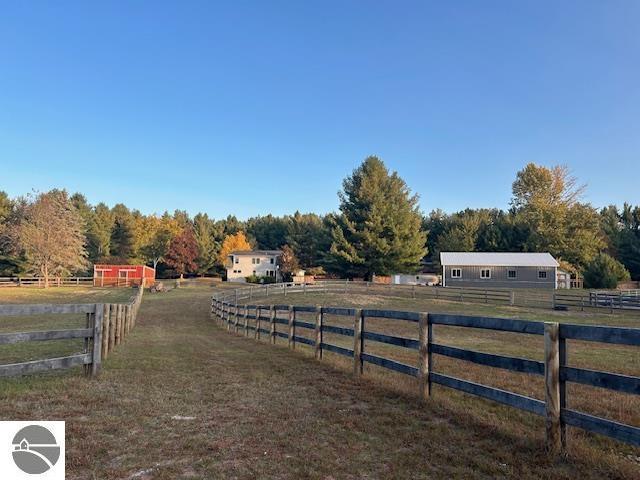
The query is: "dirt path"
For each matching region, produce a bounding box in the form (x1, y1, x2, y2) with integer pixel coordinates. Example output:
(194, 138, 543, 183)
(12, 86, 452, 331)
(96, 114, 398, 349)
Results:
(0, 286, 636, 479)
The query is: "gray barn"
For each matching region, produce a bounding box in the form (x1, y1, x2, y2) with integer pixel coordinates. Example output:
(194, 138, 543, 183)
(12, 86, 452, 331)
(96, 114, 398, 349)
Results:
(440, 252, 559, 289)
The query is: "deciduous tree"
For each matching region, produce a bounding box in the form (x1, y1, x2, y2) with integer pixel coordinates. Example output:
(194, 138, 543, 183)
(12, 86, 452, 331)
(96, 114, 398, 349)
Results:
(278, 245, 299, 281)
(9, 190, 87, 287)
(217, 231, 253, 269)
(164, 229, 198, 279)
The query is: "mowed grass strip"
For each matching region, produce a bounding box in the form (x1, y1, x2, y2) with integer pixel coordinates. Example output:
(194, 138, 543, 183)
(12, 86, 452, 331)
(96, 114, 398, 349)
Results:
(0, 285, 637, 479)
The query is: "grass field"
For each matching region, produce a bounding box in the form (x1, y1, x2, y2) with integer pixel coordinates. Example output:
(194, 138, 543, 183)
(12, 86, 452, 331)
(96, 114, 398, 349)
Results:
(0, 285, 638, 479)
(0, 287, 135, 366)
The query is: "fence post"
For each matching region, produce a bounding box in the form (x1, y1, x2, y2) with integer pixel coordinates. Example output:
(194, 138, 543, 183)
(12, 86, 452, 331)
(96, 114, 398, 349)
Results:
(559, 335, 568, 448)
(114, 305, 121, 346)
(101, 304, 111, 360)
(126, 305, 132, 336)
(108, 305, 116, 351)
(234, 304, 239, 333)
(256, 307, 261, 340)
(552, 293, 557, 310)
(609, 297, 614, 314)
(288, 305, 295, 349)
(244, 305, 249, 336)
(83, 311, 93, 376)
(510, 290, 515, 306)
(314, 306, 323, 359)
(353, 309, 363, 377)
(270, 306, 276, 344)
(119, 304, 126, 343)
(91, 304, 103, 376)
(418, 312, 431, 400)
(544, 322, 562, 454)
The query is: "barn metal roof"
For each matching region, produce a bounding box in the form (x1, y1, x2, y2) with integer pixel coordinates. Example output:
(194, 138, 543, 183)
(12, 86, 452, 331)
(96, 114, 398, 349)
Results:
(440, 252, 559, 267)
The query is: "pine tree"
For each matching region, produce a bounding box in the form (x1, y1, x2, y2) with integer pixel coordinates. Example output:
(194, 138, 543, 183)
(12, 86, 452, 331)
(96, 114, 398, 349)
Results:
(193, 213, 219, 275)
(328, 156, 426, 279)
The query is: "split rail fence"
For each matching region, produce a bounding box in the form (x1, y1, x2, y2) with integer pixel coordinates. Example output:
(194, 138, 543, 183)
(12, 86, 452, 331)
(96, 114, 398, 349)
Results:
(0, 286, 144, 378)
(212, 285, 640, 453)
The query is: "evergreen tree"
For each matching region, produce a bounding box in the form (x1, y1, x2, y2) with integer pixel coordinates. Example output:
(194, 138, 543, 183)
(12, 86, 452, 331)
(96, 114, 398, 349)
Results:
(110, 216, 135, 261)
(583, 253, 630, 289)
(193, 213, 219, 275)
(89, 203, 115, 260)
(286, 212, 331, 268)
(246, 214, 289, 250)
(328, 156, 426, 279)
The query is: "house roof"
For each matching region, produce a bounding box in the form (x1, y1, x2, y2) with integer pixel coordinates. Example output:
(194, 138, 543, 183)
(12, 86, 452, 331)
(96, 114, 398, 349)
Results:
(229, 250, 282, 256)
(440, 252, 559, 267)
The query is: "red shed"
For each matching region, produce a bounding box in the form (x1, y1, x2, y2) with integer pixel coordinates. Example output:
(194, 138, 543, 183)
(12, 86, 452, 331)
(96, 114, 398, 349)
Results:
(93, 264, 155, 287)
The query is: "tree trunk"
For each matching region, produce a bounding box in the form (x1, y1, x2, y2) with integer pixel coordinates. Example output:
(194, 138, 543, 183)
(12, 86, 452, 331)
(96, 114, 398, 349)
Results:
(43, 264, 49, 289)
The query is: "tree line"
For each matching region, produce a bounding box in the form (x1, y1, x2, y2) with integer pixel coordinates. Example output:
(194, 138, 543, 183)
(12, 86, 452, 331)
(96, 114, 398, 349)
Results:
(0, 157, 638, 288)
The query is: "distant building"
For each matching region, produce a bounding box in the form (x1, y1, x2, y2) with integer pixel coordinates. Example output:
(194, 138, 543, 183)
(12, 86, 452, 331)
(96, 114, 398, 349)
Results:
(227, 250, 282, 282)
(93, 264, 155, 287)
(440, 252, 559, 289)
(390, 273, 438, 286)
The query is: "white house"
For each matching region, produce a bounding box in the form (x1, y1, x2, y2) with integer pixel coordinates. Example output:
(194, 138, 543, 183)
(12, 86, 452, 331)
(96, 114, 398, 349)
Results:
(226, 250, 282, 282)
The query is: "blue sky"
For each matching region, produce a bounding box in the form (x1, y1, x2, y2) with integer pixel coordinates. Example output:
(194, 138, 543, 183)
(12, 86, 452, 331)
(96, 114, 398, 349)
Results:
(0, 1, 638, 219)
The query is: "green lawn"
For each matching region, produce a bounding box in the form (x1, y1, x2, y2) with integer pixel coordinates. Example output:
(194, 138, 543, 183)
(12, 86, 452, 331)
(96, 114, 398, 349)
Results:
(0, 285, 638, 479)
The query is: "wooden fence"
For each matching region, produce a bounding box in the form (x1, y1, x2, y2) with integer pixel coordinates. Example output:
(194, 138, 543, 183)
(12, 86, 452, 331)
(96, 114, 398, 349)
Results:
(226, 280, 640, 312)
(0, 277, 94, 288)
(0, 286, 144, 378)
(211, 287, 640, 453)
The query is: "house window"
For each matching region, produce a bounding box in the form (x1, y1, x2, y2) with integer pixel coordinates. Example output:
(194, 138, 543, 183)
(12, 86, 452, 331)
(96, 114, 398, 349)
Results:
(256, 258, 261, 264)
(480, 269, 491, 279)
(451, 268, 462, 278)
(270, 258, 274, 264)
(507, 269, 517, 279)
(119, 271, 128, 278)
(538, 271, 547, 279)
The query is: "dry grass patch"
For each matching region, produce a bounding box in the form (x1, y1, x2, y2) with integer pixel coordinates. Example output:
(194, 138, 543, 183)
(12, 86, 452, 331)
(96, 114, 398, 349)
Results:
(0, 286, 638, 478)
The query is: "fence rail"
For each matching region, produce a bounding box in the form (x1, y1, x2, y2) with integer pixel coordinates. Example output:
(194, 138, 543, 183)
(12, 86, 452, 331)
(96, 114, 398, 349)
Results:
(0, 286, 144, 378)
(211, 287, 640, 453)
(0, 277, 94, 288)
